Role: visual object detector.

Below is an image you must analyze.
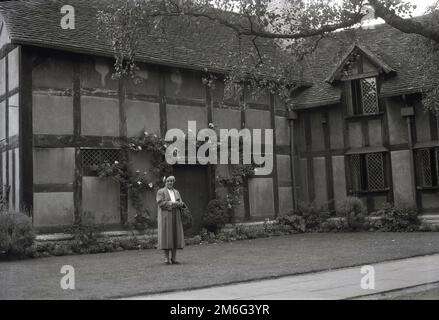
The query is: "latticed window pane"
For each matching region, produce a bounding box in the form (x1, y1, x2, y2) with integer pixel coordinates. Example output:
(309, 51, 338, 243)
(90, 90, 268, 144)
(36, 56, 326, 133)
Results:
(82, 149, 122, 169)
(350, 154, 361, 192)
(360, 78, 379, 114)
(349, 152, 386, 192)
(365, 153, 385, 190)
(417, 148, 439, 187)
(418, 148, 433, 187)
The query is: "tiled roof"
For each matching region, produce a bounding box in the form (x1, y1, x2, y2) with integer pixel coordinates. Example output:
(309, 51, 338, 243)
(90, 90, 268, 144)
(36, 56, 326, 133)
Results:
(325, 43, 395, 83)
(292, 23, 430, 108)
(0, 0, 281, 74)
(0, 0, 430, 108)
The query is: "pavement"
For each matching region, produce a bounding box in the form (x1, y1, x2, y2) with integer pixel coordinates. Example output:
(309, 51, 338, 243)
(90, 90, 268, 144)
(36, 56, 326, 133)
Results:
(125, 254, 439, 300)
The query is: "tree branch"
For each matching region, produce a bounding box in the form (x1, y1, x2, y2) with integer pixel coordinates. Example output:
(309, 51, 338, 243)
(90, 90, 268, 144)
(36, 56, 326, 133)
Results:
(369, 0, 439, 43)
(183, 10, 364, 39)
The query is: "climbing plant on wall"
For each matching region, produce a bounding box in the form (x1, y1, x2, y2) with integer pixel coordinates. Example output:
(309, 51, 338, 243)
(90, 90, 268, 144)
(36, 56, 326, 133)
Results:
(92, 131, 173, 217)
(206, 123, 256, 218)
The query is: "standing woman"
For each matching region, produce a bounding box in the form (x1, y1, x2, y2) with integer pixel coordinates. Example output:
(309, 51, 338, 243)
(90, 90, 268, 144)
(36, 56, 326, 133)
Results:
(156, 176, 185, 264)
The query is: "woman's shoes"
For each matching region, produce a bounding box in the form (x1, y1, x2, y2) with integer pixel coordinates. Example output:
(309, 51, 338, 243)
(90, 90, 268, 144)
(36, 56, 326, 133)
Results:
(171, 259, 180, 264)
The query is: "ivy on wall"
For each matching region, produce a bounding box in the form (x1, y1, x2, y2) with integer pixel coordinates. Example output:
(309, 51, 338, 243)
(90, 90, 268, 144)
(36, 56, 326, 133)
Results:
(93, 126, 255, 225)
(92, 131, 172, 217)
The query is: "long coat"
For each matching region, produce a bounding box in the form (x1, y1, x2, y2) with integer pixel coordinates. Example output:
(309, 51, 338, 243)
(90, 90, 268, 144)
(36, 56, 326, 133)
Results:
(156, 187, 185, 250)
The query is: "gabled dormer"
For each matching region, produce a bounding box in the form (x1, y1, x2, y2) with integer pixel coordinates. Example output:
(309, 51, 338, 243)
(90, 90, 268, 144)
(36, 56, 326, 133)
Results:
(326, 44, 396, 116)
(326, 43, 395, 83)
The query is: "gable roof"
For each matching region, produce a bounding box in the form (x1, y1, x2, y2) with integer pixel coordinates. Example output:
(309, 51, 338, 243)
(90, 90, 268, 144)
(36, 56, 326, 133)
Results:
(291, 22, 431, 109)
(0, 0, 285, 75)
(0, 1, 431, 108)
(325, 43, 395, 83)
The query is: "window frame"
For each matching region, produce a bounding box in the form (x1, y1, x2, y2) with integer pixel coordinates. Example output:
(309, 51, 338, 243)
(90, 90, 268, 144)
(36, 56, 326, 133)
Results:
(81, 148, 122, 177)
(416, 147, 439, 189)
(347, 76, 380, 116)
(348, 152, 389, 194)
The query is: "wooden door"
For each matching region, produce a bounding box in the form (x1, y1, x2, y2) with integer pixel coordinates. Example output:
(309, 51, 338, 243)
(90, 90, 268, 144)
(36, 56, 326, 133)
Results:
(173, 165, 209, 235)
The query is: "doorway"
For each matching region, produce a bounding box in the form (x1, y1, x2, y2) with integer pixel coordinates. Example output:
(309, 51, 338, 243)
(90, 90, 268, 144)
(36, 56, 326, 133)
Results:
(173, 164, 210, 235)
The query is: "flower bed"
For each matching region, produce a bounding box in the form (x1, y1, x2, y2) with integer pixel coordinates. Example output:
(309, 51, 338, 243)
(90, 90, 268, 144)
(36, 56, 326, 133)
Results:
(7, 198, 439, 260)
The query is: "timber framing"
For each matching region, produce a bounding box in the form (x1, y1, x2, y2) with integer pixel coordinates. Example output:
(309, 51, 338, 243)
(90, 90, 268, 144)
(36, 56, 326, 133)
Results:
(73, 56, 82, 225)
(4, 50, 8, 209)
(119, 76, 128, 226)
(19, 46, 33, 213)
(159, 66, 167, 138)
(205, 83, 216, 201)
(241, 87, 250, 221)
(5, 43, 438, 229)
(270, 93, 279, 216)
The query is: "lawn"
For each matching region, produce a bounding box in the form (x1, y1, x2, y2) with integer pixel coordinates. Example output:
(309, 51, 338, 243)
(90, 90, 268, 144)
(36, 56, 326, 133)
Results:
(1, 232, 439, 299)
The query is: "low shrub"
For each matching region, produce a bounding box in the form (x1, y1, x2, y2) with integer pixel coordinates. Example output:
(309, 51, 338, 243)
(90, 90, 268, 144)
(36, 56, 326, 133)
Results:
(132, 210, 155, 232)
(320, 218, 347, 233)
(337, 197, 367, 231)
(372, 203, 420, 232)
(0, 211, 35, 258)
(277, 214, 306, 233)
(298, 202, 329, 232)
(67, 211, 101, 252)
(277, 202, 329, 233)
(202, 199, 228, 234)
(200, 228, 217, 242)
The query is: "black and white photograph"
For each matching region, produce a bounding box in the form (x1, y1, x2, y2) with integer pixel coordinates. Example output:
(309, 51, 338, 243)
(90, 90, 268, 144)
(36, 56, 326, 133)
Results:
(0, 0, 439, 306)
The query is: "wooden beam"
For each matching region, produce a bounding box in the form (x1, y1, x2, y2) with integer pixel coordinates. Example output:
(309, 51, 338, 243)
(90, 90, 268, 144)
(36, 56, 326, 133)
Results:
(289, 116, 298, 211)
(4, 50, 8, 210)
(429, 112, 438, 141)
(34, 183, 74, 193)
(159, 67, 167, 138)
(125, 92, 160, 103)
(119, 77, 128, 226)
(165, 96, 206, 108)
(11, 148, 15, 209)
(0, 43, 16, 60)
(341, 90, 351, 197)
(73, 57, 82, 225)
(241, 88, 250, 221)
(322, 111, 334, 212)
(246, 102, 270, 111)
(270, 94, 279, 216)
(33, 134, 126, 148)
(19, 46, 34, 214)
(205, 84, 216, 201)
(381, 98, 393, 203)
(304, 113, 315, 201)
(405, 116, 418, 208)
(74, 148, 82, 225)
(32, 87, 73, 97)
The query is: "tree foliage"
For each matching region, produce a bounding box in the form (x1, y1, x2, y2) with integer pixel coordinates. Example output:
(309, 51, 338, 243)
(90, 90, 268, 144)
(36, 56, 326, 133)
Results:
(97, 0, 439, 111)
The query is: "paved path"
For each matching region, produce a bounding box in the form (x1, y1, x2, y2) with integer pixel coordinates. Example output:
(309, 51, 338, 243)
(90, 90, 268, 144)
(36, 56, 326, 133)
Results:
(126, 254, 439, 300)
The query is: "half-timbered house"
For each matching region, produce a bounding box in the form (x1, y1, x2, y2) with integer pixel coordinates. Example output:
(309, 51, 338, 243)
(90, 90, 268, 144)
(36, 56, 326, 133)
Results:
(0, 0, 436, 232)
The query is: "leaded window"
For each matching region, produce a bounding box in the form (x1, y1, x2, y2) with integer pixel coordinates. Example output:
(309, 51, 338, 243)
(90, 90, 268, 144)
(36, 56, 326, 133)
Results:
(81, 148, 122, 176)
(417, 148, 439, 187)
(349, 152, 386, 192)
(351, 77, 379, 115)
